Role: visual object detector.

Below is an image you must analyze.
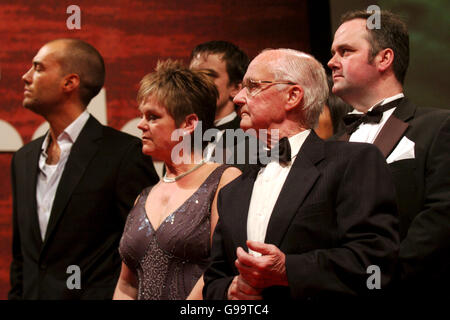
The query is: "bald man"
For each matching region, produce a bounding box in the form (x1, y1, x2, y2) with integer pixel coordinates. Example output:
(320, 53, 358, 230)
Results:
(9, 39, 158, 299)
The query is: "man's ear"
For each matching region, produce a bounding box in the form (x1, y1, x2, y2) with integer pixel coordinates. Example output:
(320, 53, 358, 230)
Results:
(180, 113, 199, 135)
(285, 85, 304, 111)
(62, 73, 80, 93)
(376, 48, 394, 73)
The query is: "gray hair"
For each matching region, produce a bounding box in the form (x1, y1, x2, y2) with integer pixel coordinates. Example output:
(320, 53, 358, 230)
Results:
(263, 48, 328, 129)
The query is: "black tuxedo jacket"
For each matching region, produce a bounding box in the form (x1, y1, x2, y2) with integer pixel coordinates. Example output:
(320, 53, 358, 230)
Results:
(215, 114, 242, 132)
(337, 98, 450, 296)
(9, 116, 159, 300)
(204, 131, 399, 301)
(212, 116, 259, 172)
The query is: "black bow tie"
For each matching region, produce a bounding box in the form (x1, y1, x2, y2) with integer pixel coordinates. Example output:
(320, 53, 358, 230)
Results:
(343, 102, 397, 135)
(258, 136, 291, 166)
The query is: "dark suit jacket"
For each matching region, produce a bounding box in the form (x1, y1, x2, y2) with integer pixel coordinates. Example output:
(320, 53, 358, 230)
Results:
(204, 131, 399, 301)
(336, 98, 450, 296)
(9, 116, 159, 300)
(215, 114, 242, 132)
(213, 115, 259, 172)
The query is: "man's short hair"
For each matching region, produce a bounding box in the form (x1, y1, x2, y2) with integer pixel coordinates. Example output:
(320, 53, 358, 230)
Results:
(190, 40, 249, 85)
(137, 59, 218, 136)
(51, 39, 105, 107)
(341, 10, 409, 84)
(264, 49, 329, 129)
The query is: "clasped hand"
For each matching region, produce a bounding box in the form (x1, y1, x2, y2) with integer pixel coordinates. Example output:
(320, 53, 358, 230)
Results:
(227, 240, 288, 300)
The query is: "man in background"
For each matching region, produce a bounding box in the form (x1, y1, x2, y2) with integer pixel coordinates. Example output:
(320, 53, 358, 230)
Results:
(190, 41, 254, 168)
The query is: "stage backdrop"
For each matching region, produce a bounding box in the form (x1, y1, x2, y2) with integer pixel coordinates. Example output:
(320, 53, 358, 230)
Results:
(0, 0, 312, 299)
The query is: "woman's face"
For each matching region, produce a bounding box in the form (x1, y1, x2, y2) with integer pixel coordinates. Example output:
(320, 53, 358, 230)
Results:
(137, 96, 181, 161)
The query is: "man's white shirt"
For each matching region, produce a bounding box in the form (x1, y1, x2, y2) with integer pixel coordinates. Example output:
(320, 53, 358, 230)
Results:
(247, 130, 310, 256)
(36, 111, 90, 240)
(204, 111, 238, 161)
(348, 93, 415, 163)
(349, 93, 404, 143)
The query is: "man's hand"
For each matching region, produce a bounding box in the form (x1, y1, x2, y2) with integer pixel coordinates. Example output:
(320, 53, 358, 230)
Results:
(235, 240, 288, 289)
(227, 275, 263, 300)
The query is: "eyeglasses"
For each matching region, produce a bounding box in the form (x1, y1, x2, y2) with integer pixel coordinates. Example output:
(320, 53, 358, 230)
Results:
(242, 79, 297, 97)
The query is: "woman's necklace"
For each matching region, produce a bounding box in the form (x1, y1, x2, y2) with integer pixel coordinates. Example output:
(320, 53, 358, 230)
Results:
(163, 159, 206, 183)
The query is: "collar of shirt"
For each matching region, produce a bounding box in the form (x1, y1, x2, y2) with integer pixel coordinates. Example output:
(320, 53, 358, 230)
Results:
(246, 130, 311, 254)
(36, 111, 90, 240)
(285, 129, 310, 162)
(349, 93, 405, 115)
(348, 93, 404, 144)
(262, 129, 311, 167)
(41, 110, 90, 154)
(204, 111, 238, 161)
(214, 111, 237, 127)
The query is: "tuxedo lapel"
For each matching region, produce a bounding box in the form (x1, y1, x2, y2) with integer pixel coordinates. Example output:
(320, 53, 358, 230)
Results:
(338, 132, 350, 142)
(228, 166, 259, 252)
(43, 116, 102, 245)
(336, 98, 415, 158)
(25, 138, 45, 246)
(373, 98, 414, 158)
(373, 115, 409, 158)
(265, 132, 323, 247)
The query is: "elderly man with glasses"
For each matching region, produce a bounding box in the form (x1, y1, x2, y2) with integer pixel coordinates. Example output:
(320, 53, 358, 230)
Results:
(203, 49, 400, 302)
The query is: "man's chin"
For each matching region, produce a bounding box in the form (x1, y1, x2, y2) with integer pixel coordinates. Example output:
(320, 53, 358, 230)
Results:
(239, 118, 252, 131)
(23, 100, 43, 116)
(23, 97, 35, 108)
(332, 80, 351, 93)
(23, 101, 33, 110)
(331, 84, 342, 95)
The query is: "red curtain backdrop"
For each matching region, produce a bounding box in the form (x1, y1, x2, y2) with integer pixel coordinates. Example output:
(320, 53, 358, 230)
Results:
(0, 0, 310, 299)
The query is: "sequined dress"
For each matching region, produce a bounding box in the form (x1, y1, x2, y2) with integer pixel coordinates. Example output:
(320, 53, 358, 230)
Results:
(119, 165, 228, 300)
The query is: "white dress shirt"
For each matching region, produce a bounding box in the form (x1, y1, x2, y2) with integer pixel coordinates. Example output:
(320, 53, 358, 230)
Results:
(349, 93, 404, 143)
(214, 110, 237, 128)
(204, 111, 238, 161)
(247, 130, 311, 256)
(36, 111, 90, 240)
